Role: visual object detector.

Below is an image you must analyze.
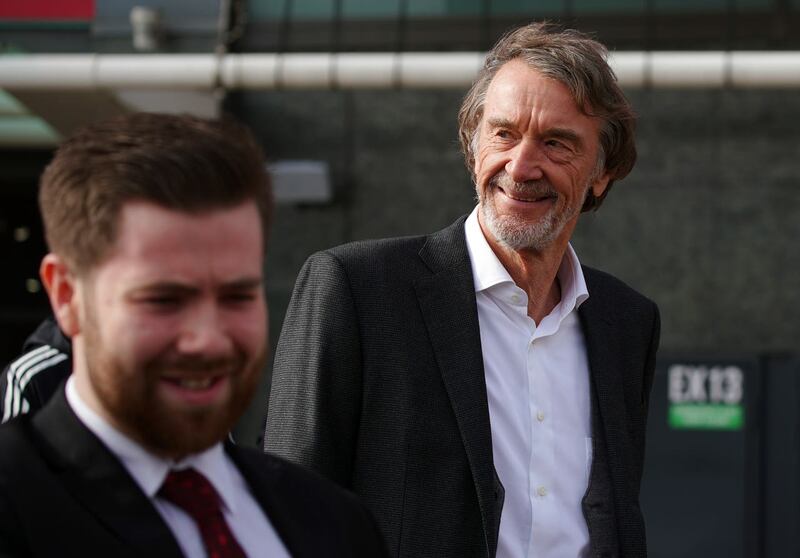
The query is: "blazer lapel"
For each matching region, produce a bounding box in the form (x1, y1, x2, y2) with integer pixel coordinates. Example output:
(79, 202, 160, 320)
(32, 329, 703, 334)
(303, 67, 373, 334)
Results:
(413, 216, 503, 557)
(31, 388, 184, 557)
(226, 446, 293, 555)
(578, 271, 629, 493)
(228, 445, 323, 558)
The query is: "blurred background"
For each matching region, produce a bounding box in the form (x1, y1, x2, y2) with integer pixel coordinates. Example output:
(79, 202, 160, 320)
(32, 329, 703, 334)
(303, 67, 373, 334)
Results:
(1, 1, 798, 556)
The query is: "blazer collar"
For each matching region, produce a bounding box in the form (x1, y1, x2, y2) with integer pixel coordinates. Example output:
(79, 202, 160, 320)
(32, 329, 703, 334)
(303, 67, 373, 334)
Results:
(414, 215, 503, 558)
(31, 386, 184, 557)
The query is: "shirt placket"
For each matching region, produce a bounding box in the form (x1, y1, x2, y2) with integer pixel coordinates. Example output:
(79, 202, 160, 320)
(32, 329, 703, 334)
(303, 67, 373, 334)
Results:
(528, 324, 556, 556)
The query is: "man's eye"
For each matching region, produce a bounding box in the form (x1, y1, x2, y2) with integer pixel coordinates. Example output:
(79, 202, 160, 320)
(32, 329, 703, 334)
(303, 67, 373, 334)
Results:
(222, 292, 257, 304)
(546, 139, 577, 155)
(495, 129, 512, 139)
(142, 297, 180, 307)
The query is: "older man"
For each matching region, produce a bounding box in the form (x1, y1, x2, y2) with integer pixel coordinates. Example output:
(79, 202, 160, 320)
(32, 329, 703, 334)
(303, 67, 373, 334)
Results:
(265, 22, 659, 558)
(0, 113, 386, 557)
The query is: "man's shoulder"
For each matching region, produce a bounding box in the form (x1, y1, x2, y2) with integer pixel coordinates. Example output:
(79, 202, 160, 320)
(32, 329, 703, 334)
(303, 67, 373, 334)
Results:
(233, 445, 366, 508)
(323, 233, 428, 265)
(1, 316, 72, 423)
(581, 264, 659, 315)
(231, 445, 386, 553)
(310, 215, 469, 271)
(0, 415, 46, 484)
(21, 316, 72, 355)
(233, 445, 387, 555)
(0, 414, 33, 452)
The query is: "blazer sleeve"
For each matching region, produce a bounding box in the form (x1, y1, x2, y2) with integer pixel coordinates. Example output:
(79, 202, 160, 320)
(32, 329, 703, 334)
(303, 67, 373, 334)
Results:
(264, 251, 362, 489)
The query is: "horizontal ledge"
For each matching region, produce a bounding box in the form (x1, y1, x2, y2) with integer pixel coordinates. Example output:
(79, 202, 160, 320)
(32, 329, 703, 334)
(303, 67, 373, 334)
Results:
(2, 51, 800, 90)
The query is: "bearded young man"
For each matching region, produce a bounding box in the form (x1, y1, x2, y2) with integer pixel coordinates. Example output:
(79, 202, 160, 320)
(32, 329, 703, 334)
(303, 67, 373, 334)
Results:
(0, 113, 387, 558)
(265, 22, 660, 558)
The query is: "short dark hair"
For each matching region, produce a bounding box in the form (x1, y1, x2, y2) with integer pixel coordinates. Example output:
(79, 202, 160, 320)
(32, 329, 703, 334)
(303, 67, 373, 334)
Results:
(458, 21, 637, 211)
(39, 112, 272, 271)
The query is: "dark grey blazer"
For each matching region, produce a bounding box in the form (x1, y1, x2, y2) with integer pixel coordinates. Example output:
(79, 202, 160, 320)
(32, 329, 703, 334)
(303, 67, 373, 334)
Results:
(0, 386, 388, 558)
(265, 216, 660, 558)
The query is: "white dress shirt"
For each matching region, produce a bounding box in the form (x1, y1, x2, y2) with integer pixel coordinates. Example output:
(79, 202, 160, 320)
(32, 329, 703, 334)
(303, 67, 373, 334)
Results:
(66, 377, 289, 558)
(465, 207, 593, 558)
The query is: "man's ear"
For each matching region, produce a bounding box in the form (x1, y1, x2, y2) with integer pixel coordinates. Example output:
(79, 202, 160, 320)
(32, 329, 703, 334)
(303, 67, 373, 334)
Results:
(40, 254, 81, 337)
(590, 170, 611, 200)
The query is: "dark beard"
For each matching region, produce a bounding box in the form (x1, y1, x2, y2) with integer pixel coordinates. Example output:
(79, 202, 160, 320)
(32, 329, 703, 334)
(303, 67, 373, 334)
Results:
(82, 305, 265, 459)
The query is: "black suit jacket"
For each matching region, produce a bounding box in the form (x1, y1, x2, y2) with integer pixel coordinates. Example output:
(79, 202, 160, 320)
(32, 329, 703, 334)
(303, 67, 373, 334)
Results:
(0, 387, 387, 558)
(264, 216, 660, 558)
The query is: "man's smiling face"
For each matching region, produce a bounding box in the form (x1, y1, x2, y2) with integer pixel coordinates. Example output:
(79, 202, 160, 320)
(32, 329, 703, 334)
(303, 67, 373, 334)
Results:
(474, 59, 610, 253)
(72, 200, 267, 459)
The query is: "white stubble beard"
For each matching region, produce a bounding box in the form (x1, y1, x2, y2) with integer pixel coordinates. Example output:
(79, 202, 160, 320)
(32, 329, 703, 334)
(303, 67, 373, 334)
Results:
(478, 171, 587, 252)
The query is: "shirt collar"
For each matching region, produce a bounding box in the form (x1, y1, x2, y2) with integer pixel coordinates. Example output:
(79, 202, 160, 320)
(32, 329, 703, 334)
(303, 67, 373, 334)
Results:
(65, 377, 239, 513)
(464, 205, 589, 313)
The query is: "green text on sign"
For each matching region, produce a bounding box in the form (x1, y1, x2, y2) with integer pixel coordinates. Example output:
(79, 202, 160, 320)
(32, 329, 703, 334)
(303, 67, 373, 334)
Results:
(669, 404, 744, 430)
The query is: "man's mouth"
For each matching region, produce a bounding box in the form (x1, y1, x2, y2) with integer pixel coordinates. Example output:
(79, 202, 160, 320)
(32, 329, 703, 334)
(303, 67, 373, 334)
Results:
(162, 375, 225, 391)
(499, 186, 556, 203)
(172, 377, 216, 390)
(489, 173, 557, 204)
(159, 374, 231, 406)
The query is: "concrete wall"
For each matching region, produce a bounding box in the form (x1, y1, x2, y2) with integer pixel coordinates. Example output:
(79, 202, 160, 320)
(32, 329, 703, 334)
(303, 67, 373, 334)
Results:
(228, 87, 800, 444)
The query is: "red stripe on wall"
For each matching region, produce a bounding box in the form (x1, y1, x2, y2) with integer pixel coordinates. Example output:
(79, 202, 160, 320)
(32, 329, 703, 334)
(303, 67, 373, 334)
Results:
(0, 0, 94, 20)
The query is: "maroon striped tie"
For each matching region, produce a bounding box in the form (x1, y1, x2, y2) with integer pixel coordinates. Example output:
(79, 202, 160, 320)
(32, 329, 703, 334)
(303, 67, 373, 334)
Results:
(159, 468, 246, 558)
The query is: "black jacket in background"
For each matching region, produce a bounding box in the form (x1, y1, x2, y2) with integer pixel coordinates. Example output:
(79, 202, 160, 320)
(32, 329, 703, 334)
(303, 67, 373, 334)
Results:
(1, 316, 71, 423)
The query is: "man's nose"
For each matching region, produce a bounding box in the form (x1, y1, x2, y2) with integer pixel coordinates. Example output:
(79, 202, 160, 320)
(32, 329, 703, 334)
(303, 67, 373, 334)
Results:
(505, 139, 545, 183)
(176, 303, 233, 357)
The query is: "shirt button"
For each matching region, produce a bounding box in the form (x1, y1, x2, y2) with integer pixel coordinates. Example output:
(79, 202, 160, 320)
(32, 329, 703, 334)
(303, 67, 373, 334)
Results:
(537, 486, 547, 497)
(510, 294, 520, 304)
(537, 411, 545, 422)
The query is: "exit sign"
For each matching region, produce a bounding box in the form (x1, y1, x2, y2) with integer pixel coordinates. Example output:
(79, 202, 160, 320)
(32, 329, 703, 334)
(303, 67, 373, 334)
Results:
(667, 364, 745, 430)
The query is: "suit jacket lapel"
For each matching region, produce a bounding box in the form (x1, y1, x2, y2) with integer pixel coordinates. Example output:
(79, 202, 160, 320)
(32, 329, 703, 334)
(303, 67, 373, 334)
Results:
(578, 270, 629, 491)
(413, 216, 503, 557)
(227, 445, 312, 558)
(31, 387, 183, 557)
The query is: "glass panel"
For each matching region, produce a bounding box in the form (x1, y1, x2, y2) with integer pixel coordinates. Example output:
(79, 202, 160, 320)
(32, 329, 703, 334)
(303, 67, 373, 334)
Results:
(490, 0, 565, 16)
(247, 0, 284, 19)
(248, 0, 336, 20)
(406, 0, 448, 17)
(342, 0, 400, 18)
(293, 0, 336, 19)
(445, 0, 484, 17)
(573, 0, 647, 15)
(656, 0, 728, 12)
(249, 0, 777, 19)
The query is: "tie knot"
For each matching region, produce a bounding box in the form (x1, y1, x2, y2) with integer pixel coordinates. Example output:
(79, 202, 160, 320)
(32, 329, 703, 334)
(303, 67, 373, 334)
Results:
(159, 468, 246, 558)
(160, 468, 222, 520)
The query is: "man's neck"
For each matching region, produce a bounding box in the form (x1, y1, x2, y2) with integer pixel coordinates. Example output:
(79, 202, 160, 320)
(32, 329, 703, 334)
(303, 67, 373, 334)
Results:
(478, 220, 571, 325)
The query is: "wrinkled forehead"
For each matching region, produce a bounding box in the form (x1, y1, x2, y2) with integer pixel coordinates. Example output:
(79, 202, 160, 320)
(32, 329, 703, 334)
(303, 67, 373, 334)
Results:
(488, 59, 589, 114)
(483, 60, 602, 135)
